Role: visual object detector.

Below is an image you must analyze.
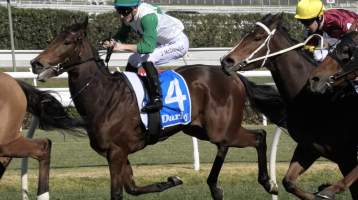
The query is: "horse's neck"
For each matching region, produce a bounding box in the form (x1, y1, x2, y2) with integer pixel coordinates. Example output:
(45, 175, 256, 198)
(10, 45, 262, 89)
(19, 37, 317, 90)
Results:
(67, 40, 126, 121)
(269, 33, 315, 102)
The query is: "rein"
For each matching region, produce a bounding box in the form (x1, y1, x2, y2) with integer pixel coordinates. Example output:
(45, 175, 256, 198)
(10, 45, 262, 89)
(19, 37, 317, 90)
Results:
(55, 57, 102, 75)
(227, 22, 324, 70)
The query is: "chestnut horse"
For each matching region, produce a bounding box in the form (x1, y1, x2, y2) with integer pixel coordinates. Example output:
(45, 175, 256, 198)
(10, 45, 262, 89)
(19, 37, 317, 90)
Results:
(221, 14, 357, 200)
(310, 31, 358, 94)
(30, 18, 287, 200)
(0, 73, 84, 199)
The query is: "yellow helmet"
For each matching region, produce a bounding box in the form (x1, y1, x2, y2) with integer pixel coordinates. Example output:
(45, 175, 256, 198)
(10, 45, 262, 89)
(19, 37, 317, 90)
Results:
(295, 0, 325, 20)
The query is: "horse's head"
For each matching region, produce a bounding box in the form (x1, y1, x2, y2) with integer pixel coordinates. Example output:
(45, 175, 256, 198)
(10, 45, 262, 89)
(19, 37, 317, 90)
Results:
(221, 13, 283, 73)
(310, 31, 358, 93)
(31, 17, 89, 81)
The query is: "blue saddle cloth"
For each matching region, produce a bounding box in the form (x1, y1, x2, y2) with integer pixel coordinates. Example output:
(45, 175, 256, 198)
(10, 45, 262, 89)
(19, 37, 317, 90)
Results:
(145, 70, 191, 128)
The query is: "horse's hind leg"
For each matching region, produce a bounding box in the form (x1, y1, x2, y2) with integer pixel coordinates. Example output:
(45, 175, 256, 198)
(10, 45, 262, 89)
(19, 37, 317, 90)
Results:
(227, 127, 278, 195)
(206, 145, 228, 200)
(107, 147, 182, 200)
(282, 144, 320, 200)
(0, 136, 51, 200)
(0, 157, 12, 179)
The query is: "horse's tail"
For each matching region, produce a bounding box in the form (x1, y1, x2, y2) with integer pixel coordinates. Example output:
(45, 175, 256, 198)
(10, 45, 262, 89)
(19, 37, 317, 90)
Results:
(16, 80, 86, 131)
(238, 74, 287, 128)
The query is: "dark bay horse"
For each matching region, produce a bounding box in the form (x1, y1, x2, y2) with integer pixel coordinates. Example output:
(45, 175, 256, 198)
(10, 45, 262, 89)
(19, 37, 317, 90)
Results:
(309, 31, 358, 198)
(0, 73, 84, 199)
(30, 18, 287, 200)
(221, 14, 358, 200)
(310, 31, 358, 94)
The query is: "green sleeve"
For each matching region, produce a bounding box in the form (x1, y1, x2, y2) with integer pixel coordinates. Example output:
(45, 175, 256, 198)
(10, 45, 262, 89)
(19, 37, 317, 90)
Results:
(113, 24, 131, 42)
(137, 13, 158, 54)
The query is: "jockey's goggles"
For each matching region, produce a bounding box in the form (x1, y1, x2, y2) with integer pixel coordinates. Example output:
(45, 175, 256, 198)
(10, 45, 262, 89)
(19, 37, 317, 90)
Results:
(116, 7, 133, 17)
(299, 18, 316, 27)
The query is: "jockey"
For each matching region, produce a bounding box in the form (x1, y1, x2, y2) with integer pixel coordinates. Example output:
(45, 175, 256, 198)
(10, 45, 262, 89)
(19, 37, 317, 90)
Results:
(103, 0, 189, 113)
(295, 0, 358, 62)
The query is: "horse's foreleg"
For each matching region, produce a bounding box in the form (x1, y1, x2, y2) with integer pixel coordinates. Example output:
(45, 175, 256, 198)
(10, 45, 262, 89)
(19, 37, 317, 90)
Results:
(251, 129, 278, 195)
(122, 159, 182, 196)
(228, 127, 277, 195)
(336, 152, 358, 200)
(0, 136, 51, 200)
(282, 144, 319, 200)
(107, 146, 182, 199)
(107, 147, 125, 200)
(0, 157, 12, 179)
(206, 145, 228, 200)
(316, 165, 358, 200)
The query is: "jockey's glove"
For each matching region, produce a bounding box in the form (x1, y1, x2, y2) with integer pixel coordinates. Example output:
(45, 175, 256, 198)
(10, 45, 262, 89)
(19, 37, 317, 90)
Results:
(313, 49, 329, 62)
(303, 45, 316, 53)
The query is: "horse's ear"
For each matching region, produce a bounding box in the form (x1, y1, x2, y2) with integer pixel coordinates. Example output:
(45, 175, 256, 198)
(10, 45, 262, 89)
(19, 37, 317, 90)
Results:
(271, 13, 284, 28)
(81, 16, 89, 30)
(72, 16, 78, 25)
(262, 13, 272, 22)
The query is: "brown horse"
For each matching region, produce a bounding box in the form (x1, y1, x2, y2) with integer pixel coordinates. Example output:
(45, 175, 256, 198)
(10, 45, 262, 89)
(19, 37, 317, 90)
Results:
(310, 31, 358, 94)
(221, 13, 358, 200)
(0, 73, 84, 199)
(30, 18, 287, 200)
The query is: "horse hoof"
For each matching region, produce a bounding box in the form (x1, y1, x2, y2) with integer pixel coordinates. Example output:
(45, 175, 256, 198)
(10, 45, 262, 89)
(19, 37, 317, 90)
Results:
(212, 187, 224, 200)
(318, 183, 332, 191)
(315, 191, 335, 200)
(264, 179, 278, 195)
(167, 176, 183, 186)
(270, 180, 279, 195)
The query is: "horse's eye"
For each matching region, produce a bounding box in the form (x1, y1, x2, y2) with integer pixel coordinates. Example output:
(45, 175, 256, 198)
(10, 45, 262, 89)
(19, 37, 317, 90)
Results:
(64, 40, 72, 45)
(254, 34, 263, 41)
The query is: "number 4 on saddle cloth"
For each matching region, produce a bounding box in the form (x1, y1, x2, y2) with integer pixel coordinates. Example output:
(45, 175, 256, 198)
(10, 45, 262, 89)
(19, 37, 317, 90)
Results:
(123, 70, 192, 144)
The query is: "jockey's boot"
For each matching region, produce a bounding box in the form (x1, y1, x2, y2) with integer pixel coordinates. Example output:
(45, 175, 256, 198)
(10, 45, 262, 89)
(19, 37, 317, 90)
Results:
(141, 62, 162, 113)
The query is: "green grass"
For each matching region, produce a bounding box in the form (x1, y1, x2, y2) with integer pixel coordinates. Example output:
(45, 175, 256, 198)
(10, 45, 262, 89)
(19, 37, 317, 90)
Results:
(0, 164, 351, 200)
(0, 125, 351, 199)
(9, 125, 299, 169)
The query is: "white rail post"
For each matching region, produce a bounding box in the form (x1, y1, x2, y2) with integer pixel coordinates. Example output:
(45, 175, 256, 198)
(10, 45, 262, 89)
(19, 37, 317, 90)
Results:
(192, 137, 200, 171)
(270, 127, 282, 200)
(181, 53, 200, 171)
(21, 116, 39, 200)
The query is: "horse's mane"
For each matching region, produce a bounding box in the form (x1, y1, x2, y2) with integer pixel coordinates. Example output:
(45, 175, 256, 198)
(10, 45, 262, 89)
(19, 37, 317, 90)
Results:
(278, 25, 318, 66)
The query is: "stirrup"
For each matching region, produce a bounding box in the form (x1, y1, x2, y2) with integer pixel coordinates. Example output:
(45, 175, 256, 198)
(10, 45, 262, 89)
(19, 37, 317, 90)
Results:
(141, 99, 162, 113)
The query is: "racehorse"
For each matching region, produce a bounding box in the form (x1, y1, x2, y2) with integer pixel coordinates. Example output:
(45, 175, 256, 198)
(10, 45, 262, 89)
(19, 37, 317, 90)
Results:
(309, 31, 358, 198)
(221, 13, 358, 200)
(310, 31, 358, 94)
(30, 18, 287, 200)
(0, 73, 84, 199)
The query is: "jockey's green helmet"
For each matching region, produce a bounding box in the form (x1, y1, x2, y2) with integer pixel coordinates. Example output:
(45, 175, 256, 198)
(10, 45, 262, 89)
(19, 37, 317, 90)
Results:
(295, 0, 325, 20)
(114, 0, 140, 8)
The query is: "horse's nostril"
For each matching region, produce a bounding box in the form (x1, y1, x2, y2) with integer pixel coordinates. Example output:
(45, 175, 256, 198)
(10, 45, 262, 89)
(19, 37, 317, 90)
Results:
(221, 57, 235, 68)
(30, 59, 39, 67)
(312, 76, 320, 82)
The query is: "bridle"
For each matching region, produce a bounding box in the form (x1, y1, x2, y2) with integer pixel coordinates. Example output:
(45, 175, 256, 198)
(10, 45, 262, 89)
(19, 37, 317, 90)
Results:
(52, 33, 103, 76)
(224, 21, 324, 71)
(328, 35, 358, 85)
(50, 36, 103, 102)
(54, 57, 101, 76)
